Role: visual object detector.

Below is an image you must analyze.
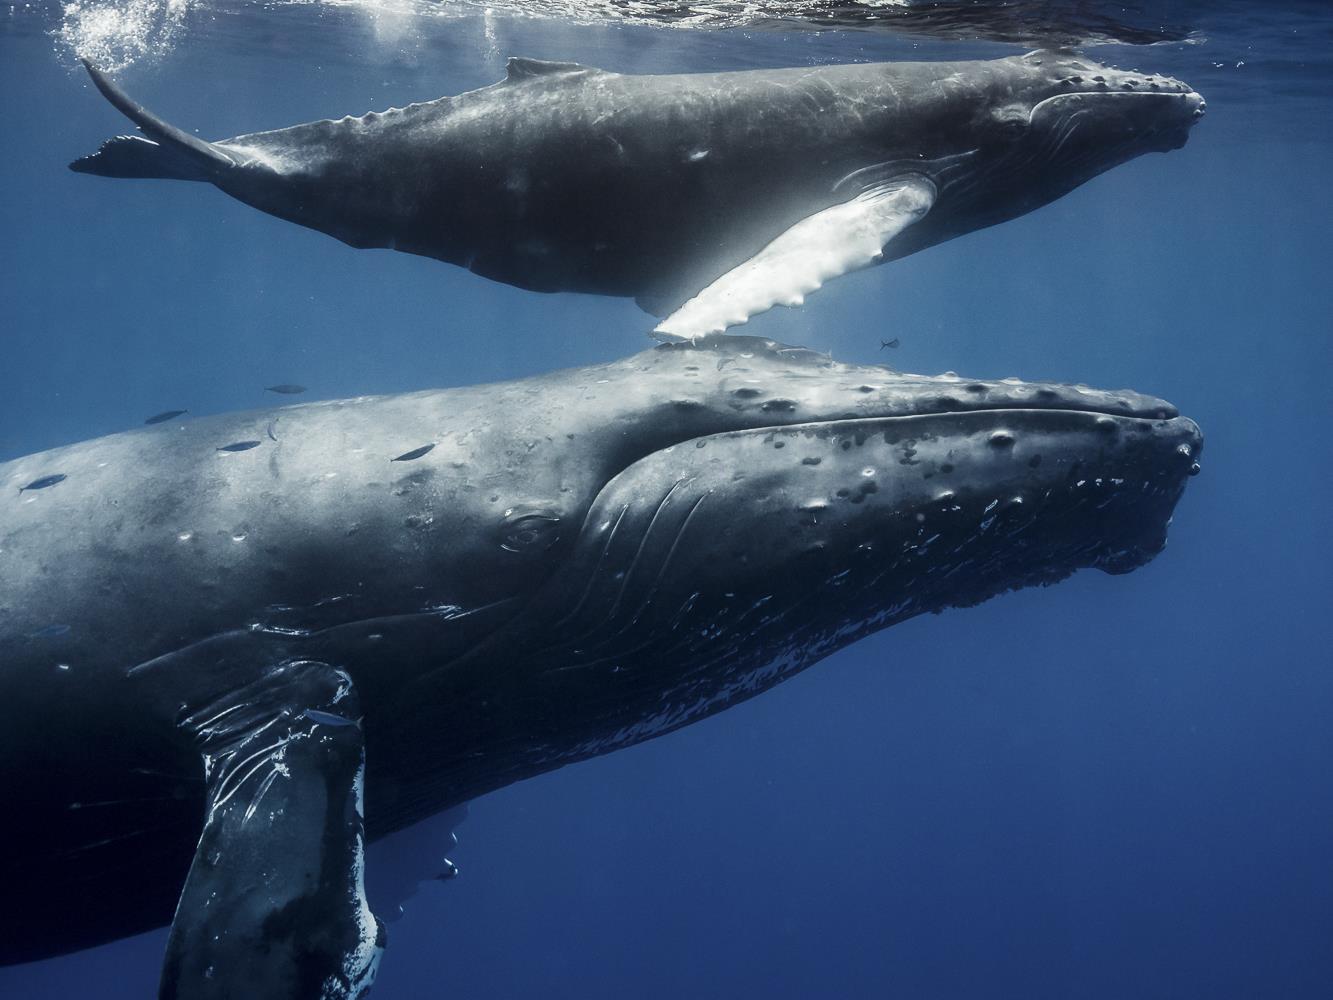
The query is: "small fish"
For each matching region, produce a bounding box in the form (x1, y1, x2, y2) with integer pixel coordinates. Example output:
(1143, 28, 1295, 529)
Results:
(144, 409, 187, 425)
(303, 709, 359, 728)
(392, 444, 436, 462)
(18, 473, 67, 495)
(880, 338, 900, 350)
(266, 384, 307, 395)
(29, 624, 72, 639)
(217, 440, 262, 453)
(266, 417, 280, 442)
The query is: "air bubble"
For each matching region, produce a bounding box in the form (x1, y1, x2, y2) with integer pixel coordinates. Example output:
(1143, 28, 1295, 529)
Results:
(59, 0, 189, 73)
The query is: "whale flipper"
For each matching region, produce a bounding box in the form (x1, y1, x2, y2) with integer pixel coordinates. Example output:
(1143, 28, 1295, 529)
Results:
(160, 661, 383, 1000)
(654, 176, 937, 341)
(70, 61, 236, 179)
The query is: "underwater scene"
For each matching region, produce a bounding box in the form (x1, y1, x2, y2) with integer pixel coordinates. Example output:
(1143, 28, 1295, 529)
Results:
(1, 1, 1330, 997)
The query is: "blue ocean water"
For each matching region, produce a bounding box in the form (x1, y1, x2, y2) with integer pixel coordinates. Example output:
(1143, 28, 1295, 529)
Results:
(1, 2, 1330, 997)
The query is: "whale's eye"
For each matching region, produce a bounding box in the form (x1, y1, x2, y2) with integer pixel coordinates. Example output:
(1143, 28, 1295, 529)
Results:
(991, 107, 1030, 140)
(499, 508, 562, 554)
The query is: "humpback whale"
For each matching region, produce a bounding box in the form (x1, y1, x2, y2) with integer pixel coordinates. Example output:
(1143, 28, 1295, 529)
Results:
(71, 51, 1204, 339)
(0, 336, 1202, 997)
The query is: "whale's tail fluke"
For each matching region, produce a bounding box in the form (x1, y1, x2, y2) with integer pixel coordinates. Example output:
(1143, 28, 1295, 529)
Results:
(70, 133, 215, 181)
(69, 61, 236, 181)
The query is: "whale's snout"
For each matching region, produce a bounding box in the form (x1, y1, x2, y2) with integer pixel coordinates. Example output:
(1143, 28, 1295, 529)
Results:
(1180, 90, 1207, 128)
(1091, 413, 1202, 573)
(1156, 90, 1206, 149)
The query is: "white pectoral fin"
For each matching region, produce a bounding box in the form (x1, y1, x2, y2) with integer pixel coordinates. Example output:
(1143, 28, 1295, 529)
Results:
(654, 176, 936, 341)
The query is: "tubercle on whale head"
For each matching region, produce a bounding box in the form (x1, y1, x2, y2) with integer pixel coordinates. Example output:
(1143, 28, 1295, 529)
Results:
(1017, 49, 1203, 103)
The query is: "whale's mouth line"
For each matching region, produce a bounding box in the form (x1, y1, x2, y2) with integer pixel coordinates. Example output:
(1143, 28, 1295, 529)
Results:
(656, 408, 1201, 486)
(685, 405, 1185, 448)
(1023, 89, 1205, 140)
(1033, 89, 1203, 112)
(656, 406, 1202, 484)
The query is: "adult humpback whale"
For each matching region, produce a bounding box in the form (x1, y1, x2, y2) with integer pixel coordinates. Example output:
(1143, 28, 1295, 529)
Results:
(71, 51, 1204, 339)
(0, 336, 1202, 997)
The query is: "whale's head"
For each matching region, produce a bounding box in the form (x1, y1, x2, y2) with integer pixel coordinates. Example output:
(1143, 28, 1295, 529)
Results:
(1012, 50, 1206, 156)
(405, 337, 1202, 795)
(891, 50, 1204, 254)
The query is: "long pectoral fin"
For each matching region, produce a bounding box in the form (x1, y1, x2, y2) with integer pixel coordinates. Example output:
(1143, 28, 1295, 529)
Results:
(160, 661, 382, 1000)
(654, 176, 936, 341)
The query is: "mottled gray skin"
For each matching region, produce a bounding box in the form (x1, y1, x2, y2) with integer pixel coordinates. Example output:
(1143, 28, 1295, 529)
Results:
(72, 51, 1203, 313)
(0, 336, 1201, 980)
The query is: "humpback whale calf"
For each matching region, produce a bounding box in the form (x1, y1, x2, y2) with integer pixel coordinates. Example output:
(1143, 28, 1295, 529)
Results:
(0, 336, 1202, 997)
(71, 51, 1204, 338)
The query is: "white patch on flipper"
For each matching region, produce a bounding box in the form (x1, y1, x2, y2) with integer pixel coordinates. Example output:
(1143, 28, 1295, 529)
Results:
(335, 766, 382, 1000)
(655, 176, 936, 341)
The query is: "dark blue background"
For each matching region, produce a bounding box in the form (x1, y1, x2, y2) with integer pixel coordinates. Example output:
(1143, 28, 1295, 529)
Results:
(2, 5, 1330, 998)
